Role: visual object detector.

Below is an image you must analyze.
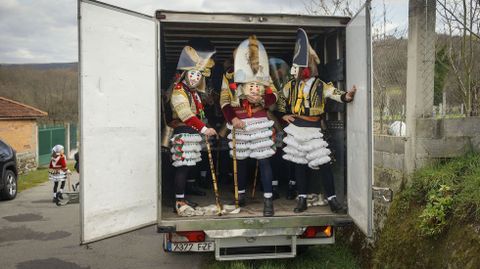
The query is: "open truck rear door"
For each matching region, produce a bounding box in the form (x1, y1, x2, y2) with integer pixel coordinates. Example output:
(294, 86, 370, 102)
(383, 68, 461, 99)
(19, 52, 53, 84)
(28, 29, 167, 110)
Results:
(346, 2, 374, 237)
(79, 0, 158, 244)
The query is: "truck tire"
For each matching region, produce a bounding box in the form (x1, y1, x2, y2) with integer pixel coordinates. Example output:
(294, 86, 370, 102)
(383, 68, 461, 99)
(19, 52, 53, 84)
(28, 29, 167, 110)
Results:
(1, 170, 17, 200)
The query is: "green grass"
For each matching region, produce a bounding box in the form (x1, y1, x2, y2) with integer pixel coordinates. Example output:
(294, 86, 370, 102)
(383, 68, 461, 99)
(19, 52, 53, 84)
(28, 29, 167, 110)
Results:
(18, 162, 75, 192)
(374, 152, 480, 268)
(202, 244, 359, 269)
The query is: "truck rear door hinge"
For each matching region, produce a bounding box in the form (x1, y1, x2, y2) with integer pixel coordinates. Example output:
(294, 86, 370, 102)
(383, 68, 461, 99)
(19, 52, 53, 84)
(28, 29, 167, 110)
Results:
(372, 186, 393, 203)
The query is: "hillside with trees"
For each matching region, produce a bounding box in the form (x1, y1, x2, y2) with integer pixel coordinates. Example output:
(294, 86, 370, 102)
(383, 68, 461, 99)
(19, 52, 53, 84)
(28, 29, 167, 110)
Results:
(0, 63, 78, 124)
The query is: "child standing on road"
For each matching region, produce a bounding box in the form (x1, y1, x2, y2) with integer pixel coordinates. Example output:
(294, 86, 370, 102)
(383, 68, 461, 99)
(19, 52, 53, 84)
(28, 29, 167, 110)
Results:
(49, 145, 69, 203)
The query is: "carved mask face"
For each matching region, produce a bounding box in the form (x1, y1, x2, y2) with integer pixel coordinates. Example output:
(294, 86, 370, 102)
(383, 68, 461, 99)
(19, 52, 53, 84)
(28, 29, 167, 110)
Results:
(185, 70, 203, 88)
(243, 82, 263, 97)
(290, 64, 300, 79)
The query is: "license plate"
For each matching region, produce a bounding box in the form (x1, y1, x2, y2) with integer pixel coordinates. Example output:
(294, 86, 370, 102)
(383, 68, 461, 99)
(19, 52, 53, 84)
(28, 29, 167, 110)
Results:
(168, 242, 214, 252)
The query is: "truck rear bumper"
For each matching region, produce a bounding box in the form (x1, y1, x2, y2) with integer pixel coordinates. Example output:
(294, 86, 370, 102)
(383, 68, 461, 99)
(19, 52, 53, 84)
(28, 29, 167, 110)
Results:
(164, 230, 335, 260)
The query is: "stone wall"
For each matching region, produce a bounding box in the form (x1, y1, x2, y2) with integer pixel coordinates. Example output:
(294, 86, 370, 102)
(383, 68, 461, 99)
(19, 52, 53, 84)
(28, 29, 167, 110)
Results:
(16, 151, 37, 175)
(415, 117, 480, 166)
(370, 117, 480, 243)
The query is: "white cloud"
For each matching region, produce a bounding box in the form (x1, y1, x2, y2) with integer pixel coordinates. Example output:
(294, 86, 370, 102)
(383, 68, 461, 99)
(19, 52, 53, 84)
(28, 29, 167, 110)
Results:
(0, 0, 409, 63)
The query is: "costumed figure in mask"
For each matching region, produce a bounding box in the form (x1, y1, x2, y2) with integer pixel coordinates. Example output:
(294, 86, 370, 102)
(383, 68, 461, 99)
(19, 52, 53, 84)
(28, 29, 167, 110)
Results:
(49, 145, 69, 203)
(170, 45, 217, 215)
(278, 28, 357, 213)
(220, 36, 277, 217)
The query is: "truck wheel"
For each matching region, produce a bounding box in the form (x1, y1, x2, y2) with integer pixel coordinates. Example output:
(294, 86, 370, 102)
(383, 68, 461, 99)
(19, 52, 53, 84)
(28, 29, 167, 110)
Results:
(1, 170, 17, 200)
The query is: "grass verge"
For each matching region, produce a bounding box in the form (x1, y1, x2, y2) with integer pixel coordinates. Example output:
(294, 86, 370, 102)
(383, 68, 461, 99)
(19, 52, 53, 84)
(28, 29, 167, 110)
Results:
(18, 163, 75, 192)
(374, 152, 480, 268)
(202, 244, 359, 269)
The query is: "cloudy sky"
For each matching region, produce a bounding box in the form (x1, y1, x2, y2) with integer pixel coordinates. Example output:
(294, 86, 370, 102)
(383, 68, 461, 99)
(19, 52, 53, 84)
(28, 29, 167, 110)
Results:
(0, 0, 408, 64)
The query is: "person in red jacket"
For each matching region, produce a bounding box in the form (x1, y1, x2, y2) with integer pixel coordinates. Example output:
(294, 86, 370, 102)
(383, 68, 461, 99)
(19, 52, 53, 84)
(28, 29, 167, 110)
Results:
(49, 145, 69, 203)
(220, 36, 278, 217)
(169, 45, 217, 215)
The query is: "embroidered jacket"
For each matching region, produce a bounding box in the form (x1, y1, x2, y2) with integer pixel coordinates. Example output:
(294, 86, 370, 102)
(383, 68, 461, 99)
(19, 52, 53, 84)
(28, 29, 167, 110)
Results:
(278, 77, 350, 116)
(170, 82, 207, 133)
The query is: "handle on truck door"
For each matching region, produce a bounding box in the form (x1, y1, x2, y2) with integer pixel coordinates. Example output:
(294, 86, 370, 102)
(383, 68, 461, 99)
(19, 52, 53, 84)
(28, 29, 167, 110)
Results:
(214, 236, 297, 261)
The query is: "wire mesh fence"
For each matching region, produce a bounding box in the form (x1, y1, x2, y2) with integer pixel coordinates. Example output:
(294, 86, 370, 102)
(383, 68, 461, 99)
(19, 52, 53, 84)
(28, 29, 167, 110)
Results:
(372, 23, 408, 135)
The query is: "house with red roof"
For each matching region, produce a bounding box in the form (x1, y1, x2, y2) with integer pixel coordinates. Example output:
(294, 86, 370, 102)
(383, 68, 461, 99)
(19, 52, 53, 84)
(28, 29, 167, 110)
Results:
(0, 96, 48, 173)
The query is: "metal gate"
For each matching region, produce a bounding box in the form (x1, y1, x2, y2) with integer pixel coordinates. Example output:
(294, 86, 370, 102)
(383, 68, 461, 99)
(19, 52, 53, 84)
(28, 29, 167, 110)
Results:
(38, 126, 66, 166)
(69, 123, 78, 151)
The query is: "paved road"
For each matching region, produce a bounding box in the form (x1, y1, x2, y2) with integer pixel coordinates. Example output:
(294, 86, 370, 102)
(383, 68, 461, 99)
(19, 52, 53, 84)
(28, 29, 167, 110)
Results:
(0, 175, 206, 269)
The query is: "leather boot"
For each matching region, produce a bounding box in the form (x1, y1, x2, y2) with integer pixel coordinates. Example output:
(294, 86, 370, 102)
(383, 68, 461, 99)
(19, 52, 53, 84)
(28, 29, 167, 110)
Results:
(231, 192, 246, 207)
(186, 181, 206, 196)
(328, 197, 346, 214)
(263, 197, 274, 217)
(294, 196, 308, 213)
(272, 186, 280, 200)
(238, 193, 246, 207)
(286, 184, 297, 200)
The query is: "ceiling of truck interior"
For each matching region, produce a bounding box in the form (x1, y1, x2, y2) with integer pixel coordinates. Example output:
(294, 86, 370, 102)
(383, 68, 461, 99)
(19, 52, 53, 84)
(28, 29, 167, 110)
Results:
(162, 22, 341, 65)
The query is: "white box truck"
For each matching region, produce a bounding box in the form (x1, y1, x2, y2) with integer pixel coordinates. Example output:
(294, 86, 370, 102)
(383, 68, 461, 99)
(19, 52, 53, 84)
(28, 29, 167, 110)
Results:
(79, 0, 389, 260)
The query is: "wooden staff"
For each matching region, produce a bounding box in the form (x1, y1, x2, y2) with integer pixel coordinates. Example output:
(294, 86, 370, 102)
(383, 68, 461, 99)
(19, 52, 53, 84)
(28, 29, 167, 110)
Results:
(215, 141, 221, 181)
(67, 171, 71, 192)
(232, 128, 239, 208)
(205, 137, 223, 215)
(251, 161, 259, 198)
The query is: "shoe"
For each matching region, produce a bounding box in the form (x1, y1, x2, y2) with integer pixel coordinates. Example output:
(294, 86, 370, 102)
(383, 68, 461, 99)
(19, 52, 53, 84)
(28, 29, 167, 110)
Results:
(294, 196, 308, 213)
(272, 187, 280, 200)
(328, 197, 346, 213)
(286, 184, 297, 200)
(263, 197, 274, 217)
(186, 183, 207, 196)
(57, 193, 64, 200)
(52, 197, 59, 203)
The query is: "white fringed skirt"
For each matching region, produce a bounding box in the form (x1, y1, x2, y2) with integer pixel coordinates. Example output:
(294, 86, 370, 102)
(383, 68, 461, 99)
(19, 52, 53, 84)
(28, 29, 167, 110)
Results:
(282, 123, 331, 169)
(49, 170, 67, 182)
(227, 117, 275, 160)
(171, 133, 203, 167)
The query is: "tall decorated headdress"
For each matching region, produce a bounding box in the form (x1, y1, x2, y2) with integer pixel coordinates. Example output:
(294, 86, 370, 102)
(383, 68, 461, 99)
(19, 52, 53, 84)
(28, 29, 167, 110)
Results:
(176, 38, 215, 92)
(234, 35, 270, 86)
(292, 28, 320, 77)
(176, 46, 215, 75)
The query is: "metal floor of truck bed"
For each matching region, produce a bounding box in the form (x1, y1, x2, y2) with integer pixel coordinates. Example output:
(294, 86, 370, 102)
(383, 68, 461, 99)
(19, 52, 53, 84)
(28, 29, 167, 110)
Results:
(162, 190, 336, 220)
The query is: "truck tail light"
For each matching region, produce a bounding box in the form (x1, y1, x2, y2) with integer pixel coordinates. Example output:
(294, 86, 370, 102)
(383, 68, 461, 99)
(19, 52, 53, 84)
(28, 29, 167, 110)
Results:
(300, 226, 333, 238)
(169, 231, 206, 242)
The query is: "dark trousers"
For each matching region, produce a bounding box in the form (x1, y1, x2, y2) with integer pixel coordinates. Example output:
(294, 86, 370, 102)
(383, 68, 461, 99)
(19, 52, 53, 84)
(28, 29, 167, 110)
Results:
(295, 163, 335, 197)
(174, 166, 192, 198)
(53, 181, 65, 193)
(237, 158, 273, 193)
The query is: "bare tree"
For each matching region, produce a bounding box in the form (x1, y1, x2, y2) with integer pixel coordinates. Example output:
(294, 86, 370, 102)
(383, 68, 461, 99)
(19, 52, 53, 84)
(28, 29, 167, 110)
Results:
(303, 0, 363, 16)
(437, 0, 480, 116)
